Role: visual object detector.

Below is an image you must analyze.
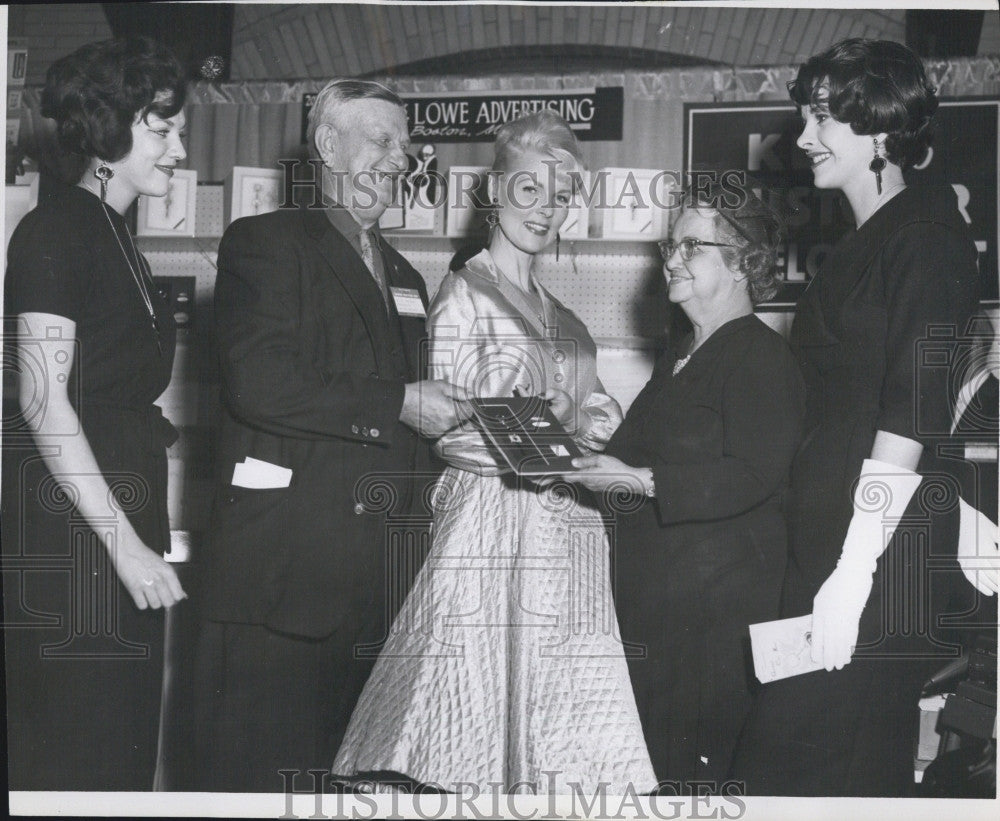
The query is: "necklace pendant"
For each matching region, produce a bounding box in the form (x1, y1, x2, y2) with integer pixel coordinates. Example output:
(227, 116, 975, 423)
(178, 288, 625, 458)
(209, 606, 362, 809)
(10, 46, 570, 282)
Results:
(151, 317, 163, 356)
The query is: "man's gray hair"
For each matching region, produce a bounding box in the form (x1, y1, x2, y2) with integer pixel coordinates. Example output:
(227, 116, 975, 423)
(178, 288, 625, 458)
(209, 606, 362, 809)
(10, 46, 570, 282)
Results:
(306, 78, 405, 155)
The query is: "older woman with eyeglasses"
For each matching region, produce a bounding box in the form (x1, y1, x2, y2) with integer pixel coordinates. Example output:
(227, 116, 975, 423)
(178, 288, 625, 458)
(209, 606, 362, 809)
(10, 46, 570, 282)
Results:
(562, 184, 805, 791)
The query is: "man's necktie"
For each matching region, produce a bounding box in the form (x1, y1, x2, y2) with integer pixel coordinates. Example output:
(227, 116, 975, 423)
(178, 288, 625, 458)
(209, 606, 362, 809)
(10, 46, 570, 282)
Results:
(359, 228, 389, 306)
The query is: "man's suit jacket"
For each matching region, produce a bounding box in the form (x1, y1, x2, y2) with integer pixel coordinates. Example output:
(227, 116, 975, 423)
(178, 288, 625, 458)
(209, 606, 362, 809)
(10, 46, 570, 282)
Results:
(202, 204, 433, 639)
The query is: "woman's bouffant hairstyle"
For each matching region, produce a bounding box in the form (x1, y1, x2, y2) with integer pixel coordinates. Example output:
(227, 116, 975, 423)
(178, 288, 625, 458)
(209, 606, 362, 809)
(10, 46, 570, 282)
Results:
(491, 110, 586, 174)
(684, 180, 785, 305)
(41, 37, 186, 168)
(787, 38, 938, 170)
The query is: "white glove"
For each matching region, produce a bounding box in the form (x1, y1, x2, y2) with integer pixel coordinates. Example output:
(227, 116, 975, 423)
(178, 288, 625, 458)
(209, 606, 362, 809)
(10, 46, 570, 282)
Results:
(811, 459, 922, 671)
(957, 499, 999, 596)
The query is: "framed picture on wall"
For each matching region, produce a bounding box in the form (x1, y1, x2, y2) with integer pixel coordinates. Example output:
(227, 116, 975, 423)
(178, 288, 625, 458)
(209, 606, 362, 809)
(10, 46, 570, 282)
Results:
(394, 188, 444, 234)
(379, 202, 405, 231)
(137, 168, 198, 236)
(6, 40, 28, 87)
(560, 169, 590, 240)
(224, 166, 284, 226)
(590, 167, 669, 240)
(379, 198, 445, 234)
(385, 171, 446, 234)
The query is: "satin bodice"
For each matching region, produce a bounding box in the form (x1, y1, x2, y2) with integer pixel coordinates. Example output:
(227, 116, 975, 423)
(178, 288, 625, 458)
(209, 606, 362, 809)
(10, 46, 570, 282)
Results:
(428, 249, 621, 474)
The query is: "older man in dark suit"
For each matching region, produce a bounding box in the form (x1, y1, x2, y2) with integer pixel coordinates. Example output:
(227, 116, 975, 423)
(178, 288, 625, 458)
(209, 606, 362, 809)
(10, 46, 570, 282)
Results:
(188, 79, 467, 792)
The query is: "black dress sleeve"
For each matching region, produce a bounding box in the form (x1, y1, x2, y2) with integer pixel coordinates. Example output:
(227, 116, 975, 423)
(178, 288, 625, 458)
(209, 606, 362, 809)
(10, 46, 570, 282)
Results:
(6, 209, 91, 320)
(876, 221, 980, 442)
(652, 337, 805, 524)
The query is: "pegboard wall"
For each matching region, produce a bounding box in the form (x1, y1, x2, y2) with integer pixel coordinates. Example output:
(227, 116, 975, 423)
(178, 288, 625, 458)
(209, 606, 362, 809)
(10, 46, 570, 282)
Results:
(137, 185, 224, 318)
(193, 182, 225, 237)
(385, 236, 670, 341)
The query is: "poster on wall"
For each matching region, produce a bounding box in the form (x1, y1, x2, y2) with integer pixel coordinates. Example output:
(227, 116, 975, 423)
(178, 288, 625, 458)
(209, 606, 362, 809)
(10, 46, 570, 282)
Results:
(302, 87, 624, 144)
(684, 99, 999, 309)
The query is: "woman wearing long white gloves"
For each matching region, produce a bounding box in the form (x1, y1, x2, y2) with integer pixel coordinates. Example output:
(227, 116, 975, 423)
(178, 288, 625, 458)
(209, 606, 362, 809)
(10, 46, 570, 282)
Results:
(731, 38, 982, 796)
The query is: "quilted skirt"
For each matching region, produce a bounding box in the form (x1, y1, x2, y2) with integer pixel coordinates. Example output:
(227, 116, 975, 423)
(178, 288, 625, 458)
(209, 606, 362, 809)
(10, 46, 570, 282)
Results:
(332, 467, 657, 794)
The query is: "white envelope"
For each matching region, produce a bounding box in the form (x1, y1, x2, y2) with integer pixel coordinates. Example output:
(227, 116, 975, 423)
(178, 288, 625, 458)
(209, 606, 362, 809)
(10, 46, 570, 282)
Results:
(231, 456, 292, 489)
(749, 614, 824, 683)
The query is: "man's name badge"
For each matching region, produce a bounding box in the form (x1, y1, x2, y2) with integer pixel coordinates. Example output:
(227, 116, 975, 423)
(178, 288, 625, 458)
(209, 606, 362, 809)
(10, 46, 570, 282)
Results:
(391, 287, 426, 317)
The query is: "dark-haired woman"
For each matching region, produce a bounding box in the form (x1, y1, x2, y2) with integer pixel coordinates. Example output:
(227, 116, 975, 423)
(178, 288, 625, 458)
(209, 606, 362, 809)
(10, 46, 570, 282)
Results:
(731, 39, 980, 796)
(562, 185, 804, 790)
(2, 37, 188, 790)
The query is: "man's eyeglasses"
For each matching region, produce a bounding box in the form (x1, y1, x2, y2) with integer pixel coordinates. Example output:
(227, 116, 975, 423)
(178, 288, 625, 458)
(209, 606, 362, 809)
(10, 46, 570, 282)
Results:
(659, 237, 736, 263)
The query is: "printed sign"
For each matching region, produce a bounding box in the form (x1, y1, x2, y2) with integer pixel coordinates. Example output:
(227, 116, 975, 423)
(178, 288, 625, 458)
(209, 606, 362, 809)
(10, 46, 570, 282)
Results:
(303, 87, 623, 145)
(7, 41, 28, 87)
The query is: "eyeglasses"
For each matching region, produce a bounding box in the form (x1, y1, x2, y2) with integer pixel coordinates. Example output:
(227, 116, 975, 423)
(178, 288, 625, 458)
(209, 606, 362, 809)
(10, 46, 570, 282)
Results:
(659, 237, 736, 262)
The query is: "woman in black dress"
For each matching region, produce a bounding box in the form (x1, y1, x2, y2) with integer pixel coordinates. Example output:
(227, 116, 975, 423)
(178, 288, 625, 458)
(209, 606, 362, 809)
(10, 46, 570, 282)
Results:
(731, 39, 981, 796)
(2, 37, 188, 790)
(562, 185, 805, 790)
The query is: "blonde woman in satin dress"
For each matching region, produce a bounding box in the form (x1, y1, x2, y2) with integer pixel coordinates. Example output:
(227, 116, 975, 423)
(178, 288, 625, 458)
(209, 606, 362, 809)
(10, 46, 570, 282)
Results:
(333, 111, 656, 794)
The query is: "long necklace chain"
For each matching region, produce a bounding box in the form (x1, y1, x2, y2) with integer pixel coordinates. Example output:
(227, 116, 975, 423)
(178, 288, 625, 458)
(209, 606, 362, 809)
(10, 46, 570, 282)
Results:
(100, 203, 163, 356)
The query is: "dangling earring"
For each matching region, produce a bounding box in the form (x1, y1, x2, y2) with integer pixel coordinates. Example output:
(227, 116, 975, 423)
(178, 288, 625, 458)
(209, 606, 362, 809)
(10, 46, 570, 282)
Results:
(555, 232, 561, 261)
(869, 138, 886, 196)
(94, 162, 114, 203)
(486, 199, 499, 234)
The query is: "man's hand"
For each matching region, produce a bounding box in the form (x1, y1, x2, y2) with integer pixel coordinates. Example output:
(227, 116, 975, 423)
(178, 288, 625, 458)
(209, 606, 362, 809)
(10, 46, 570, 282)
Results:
(400, 379, 472, 437)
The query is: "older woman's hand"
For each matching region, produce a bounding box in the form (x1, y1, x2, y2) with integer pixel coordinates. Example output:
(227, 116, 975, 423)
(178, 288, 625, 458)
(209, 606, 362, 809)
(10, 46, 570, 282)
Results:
(560, 454, 651, 496)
